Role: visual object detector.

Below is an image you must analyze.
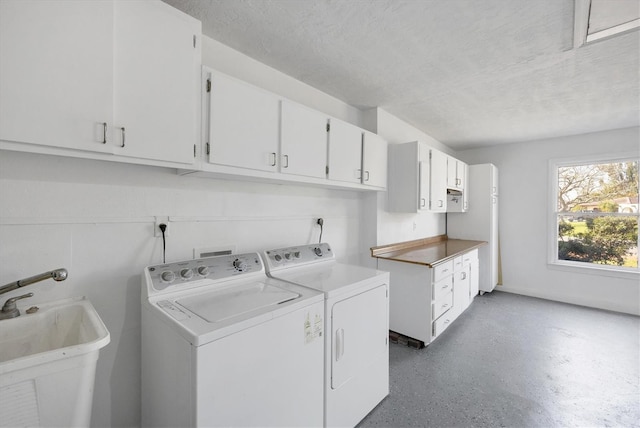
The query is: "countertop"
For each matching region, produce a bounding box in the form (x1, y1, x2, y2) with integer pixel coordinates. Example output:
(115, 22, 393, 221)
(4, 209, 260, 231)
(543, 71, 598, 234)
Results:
(370, 235, 487, 268)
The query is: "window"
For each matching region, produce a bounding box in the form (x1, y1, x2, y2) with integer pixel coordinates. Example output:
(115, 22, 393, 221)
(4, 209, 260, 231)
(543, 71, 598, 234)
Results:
(550, 154, 639, 274)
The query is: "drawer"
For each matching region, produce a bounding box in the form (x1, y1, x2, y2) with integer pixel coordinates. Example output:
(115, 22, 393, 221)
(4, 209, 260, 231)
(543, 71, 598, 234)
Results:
(453, 256, 463, 272)
(432, 291, 453, 320)
(462, 249, 478, 266)
(433, 260, 454, 282)
(432, 275, 453, 301)
(432, 311, 455, 338)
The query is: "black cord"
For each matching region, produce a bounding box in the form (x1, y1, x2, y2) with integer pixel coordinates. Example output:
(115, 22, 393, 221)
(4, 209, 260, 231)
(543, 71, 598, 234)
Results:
(317, 218, 324, 243)
(159, 223, 167, 263)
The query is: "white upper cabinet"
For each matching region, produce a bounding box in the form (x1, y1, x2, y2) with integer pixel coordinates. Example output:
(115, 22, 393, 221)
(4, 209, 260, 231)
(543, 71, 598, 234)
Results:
(0, 0, 114, 153)
(447, 156, 467, 191)
(327, 118, 363, 184)
(429, 149, 448, 212)
(362, 131, 388, 189)
(113, 0, 200, 164)
(207, 72, 280, 172)
(280, 100, 328, 179)
(388, 141, 432, 212)
(0, 0, 200, 165)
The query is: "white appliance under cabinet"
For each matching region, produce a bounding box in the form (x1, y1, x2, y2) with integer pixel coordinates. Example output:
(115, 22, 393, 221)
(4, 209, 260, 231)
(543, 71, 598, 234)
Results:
(0, 0, 201, 167)
(142, 253, 325, 427)
(263, 243, 389, 427)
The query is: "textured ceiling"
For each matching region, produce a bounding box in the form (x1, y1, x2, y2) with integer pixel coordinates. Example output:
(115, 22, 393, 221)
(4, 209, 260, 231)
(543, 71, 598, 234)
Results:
(163, 0, 640, 150)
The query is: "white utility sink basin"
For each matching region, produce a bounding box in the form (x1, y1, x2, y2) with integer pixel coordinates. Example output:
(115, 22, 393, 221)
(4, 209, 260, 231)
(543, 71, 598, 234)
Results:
(0, 296, 110, 427)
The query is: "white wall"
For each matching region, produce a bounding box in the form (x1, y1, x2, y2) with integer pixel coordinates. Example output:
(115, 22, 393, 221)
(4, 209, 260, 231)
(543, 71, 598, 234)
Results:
(457, 126, 640, 315)
(0, 35, 369, 428)
(363, 108, 449, 252)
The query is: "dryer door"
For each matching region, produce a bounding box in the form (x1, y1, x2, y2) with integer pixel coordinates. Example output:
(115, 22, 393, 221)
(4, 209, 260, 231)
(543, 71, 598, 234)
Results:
(331, 284, 388, 389)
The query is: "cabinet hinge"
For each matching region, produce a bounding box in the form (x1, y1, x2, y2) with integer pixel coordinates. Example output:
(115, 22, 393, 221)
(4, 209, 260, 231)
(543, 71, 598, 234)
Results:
(326, 123, 330, 132)
(193, 35, 196, 48)
(206, 142, 210, 155)
(193, 144, 197, 158)
(325, 165, 329, 175)
(206, 79, 211, 93)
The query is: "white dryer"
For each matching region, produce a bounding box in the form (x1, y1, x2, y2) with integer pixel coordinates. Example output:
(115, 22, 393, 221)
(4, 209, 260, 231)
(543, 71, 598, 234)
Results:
(263, 243, 390, 428)
(141, 252, 325, 428)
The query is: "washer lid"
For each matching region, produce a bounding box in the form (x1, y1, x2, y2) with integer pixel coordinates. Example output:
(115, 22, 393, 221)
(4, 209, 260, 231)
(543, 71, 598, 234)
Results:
(271, 263, 386, 297)
(177, 282, 299, 323)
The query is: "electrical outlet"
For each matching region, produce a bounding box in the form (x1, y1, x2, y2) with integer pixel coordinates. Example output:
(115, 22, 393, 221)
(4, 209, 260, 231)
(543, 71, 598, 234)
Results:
(154, 216, 170, 237)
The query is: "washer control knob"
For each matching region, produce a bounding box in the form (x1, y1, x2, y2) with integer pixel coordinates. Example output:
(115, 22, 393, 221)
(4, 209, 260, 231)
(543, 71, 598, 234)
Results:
(274, 254, 282, 262)
(233, 258, 247, 271)
(314, 247, 323, 256)
(197, 266, 210, 276)
(161, 270, 176, 283)
(284, 252, 291, 260)
(293, 251, 301, 258)
(180, 268, 193, 280)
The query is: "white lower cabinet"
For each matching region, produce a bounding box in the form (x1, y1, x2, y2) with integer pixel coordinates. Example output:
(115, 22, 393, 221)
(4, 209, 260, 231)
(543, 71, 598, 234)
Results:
(378, 248, 479, 346)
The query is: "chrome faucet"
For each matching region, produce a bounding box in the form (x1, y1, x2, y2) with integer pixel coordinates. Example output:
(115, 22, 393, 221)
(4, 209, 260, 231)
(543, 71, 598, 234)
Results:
(0, 268, 68, 320)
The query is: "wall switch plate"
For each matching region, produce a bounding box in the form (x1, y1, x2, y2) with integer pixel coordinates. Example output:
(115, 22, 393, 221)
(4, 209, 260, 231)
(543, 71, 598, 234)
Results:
(154, 216, 170, 237)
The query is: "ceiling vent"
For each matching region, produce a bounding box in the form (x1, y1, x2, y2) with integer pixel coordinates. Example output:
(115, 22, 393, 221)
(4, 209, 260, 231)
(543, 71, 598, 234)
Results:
(574, 0, 640, 48)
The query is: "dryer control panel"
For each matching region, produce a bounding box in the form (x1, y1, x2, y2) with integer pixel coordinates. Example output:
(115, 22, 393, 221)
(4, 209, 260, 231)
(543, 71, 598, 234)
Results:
(264, 243, 334, 271)
(146, 253, 263, 292)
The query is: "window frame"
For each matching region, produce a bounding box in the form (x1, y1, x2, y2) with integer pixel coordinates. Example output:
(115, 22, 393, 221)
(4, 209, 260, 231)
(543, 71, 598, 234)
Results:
(548, 152, 640, 278)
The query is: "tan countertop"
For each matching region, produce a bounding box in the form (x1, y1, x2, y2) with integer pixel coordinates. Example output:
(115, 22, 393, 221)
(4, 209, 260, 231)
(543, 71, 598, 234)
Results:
(371, 235, 487, 268)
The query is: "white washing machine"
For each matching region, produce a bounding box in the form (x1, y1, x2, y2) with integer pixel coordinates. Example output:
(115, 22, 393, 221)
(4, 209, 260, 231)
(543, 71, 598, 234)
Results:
(141, 252, 325, 428)
(263, 243, 390, 428)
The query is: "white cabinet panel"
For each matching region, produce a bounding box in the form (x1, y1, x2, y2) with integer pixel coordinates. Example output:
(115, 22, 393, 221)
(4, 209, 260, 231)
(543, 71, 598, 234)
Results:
(327, 119, 363, 184)
(361, 131, 387, 189)
(207, 72, 280, 172)
(113, 0, 199, 164)
(280, 100, 328, 179)
(0, 0, 114, 152)
(429, 149, 448, 212)
(331, 286, 388, 389)
(1, 0, 200, 166)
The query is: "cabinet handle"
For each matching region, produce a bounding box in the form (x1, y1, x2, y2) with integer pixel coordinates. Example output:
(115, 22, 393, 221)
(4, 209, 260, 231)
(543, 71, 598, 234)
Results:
(120, 127, 125, 148)
(441, 284, 448, 290)
(283, 154, 289, 168)
(270, 152, 276, 166)
(420, 198, 426, 208)
(461, 272, 467, 280)
(441, 268, 449, 273)
(102, 122, 107, 144)
(442, 303, 449, 309)
(438, 200, 444, 207)
(335, 328, 344, 361)
(364, 170, 370, 181)
(444, 319, 450, 325)
(357, 169, 362, 180)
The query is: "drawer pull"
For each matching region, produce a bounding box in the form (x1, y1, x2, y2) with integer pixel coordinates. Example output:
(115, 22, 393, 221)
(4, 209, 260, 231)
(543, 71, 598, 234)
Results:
(441, 284, 448, 289)
(442, 303, 449, 309)
(444, 319, 450, 324)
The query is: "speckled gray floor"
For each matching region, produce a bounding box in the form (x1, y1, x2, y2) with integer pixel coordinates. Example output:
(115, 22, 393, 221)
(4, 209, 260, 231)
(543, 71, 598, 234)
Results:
(358, 291, 640, 428)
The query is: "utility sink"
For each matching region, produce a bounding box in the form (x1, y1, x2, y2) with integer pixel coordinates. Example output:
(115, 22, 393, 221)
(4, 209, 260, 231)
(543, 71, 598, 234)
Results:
(0, 296, 110, 427)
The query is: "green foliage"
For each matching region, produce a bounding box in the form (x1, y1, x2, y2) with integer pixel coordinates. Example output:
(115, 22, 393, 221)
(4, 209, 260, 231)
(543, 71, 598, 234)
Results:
(598, 201, 619, 212)
(558, 217, 638, 266)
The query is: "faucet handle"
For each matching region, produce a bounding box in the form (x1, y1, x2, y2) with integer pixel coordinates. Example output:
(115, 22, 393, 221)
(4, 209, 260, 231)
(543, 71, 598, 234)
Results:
(2, 292, 34, 311)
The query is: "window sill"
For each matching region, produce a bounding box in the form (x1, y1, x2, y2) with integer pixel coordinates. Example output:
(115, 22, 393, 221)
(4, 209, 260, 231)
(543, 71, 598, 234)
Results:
(548, 261, 640, 280)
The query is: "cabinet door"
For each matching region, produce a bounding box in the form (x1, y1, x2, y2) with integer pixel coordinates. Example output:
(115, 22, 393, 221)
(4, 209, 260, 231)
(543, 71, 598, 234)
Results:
(331, 285, 388, 389)
(418, 161, 430, 211)
(0, 0, 114, 152)
(446, 156, 458, 189)
(280, 101, 327, 179)
(327, 119, 362, 184)
(362, 132, 388, 188)
(113, 0, 200, 164)
(458, 160, 467, 191)
(429, 149, 447, 212)
(454, 266, 471, 313)
(207, 72, 280, 172)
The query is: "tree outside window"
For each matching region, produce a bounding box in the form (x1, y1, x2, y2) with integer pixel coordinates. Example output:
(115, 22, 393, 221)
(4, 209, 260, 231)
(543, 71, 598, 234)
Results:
(555, 159, 639, 269)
